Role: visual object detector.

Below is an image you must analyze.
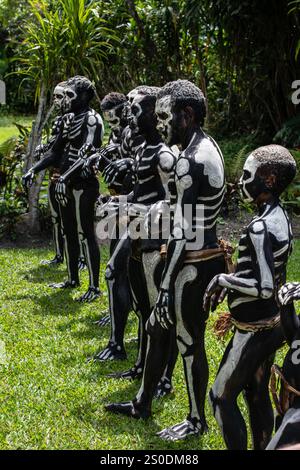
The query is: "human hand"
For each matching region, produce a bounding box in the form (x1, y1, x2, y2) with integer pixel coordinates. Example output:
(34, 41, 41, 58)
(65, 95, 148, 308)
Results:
(22, 169, 35, 189)
(278, 282, 300, 305)
(55, 177, 69, 206)
(154, 289, 174, 330)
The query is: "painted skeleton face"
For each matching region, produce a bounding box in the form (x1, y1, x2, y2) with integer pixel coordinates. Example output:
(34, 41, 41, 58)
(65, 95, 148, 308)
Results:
(239, 154, 262, 202)
(103, 108, 121, 131)
(126, 88, 139, 104)
(128, 94, 144, 132)
(62, 86, 78, 113)
(155, 95, 173, 145)
(121, 102, 131, 122)
(53, 84, 65, 111)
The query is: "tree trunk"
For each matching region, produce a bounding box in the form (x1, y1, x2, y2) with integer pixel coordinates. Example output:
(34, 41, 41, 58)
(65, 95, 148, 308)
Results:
(25, 82, 48, 233)
(191, 32, 209, 124)
(125, 0, 158, 58)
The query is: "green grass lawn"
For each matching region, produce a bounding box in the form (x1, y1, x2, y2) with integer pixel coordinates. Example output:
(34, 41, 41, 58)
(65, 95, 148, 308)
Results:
(0, 241, 299, 450)
(0, 115, 34, 144)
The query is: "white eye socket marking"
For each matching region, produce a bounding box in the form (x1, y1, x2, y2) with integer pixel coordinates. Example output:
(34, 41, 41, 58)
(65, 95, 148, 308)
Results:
(66, 89, 75, 98)
(155, 96, 173, 143)
(242, 154, 259, 181)
(239, 154, 261, 202)
(103, 109, 120, 129)
(127, 89, 139, 103)
(63, 88, 77, 101)
(53, 85, 65, 107)
(131, 94, 145, 117)
(131, 104, 140, 117)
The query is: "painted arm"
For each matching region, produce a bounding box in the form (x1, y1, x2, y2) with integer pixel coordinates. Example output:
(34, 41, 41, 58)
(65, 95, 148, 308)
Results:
(55, 113, 104, 205)
(154, 157, 198, 329)
(22, 129, 64, 188)
(204, 219, 275, 312)
(278, 282, 300, 305)
(102, 158, 136, 193)
(157, 150, 176, 185)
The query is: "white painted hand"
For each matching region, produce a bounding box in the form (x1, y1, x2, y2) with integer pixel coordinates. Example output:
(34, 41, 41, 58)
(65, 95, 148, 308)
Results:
(154, 289, 174, 330)
(278, 282, 300, 305)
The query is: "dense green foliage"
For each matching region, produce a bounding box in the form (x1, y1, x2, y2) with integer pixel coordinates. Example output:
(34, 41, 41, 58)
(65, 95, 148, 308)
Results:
(0, 242, 299, 449)
(0, 0, 299, 137)
(0, 1, 299, 231)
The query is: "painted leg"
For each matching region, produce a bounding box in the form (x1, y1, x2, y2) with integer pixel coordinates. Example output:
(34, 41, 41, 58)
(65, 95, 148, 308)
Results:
(154, 330, 178, 399)
(210, 326, 284, 449)
(49, 193, 80, 288)
(74, 184, 101, 303)
(158, 257, 225, 441)
(105, 311, 173, 418)
(95, 236, 132, 361)
(243, 327, 284, 450)
(142, 250, 177, 397)
(157, 265, 207, 441)
(209, 332, 249, 449)
(243, 356, 275, 450)
(109, 255, 151, 379)
(41, 181, 64, 265)
(95, 239, 117, 327)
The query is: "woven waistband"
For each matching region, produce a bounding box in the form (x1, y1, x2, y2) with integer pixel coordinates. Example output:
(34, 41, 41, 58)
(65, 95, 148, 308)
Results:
(160, 244, 225, 263)
(231, 314, 281, 332)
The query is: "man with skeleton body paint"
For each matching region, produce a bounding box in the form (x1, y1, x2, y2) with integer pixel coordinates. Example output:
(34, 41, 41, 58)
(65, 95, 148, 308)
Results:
(106, 79, 227, 441)
(93, 86, 172, 364)
(24, 76, 104, 302)
(83, 87, 155, 197)
(204, 144, 296, 449)
(95, 87, 161, 196)
(79, 88, 146, 350)
(23, 82, 87, 270)
(99, 87, 178, 392)
(87, 92, 136, 340)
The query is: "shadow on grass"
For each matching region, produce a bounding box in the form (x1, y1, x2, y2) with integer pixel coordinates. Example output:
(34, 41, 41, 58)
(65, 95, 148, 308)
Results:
(8, 288, 85, 318)
(61, 313, 137, 342)
(20, 264, 67, 284)
(71, 391, 204, 450)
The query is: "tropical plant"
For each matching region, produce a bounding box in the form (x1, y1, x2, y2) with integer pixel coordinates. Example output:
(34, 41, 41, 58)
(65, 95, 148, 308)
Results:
(10, 0, 117, 232)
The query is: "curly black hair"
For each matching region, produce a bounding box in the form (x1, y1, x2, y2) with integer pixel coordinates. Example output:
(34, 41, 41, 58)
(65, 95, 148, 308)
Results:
(252, 144, 296, 196)
(100, 92, 128, 112)
(157, 79, 206, 126)
(65, 75, 96, 102)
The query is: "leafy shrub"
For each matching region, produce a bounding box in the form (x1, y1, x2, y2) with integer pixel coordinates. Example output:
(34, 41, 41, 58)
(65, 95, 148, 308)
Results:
(273, 115, 300, 148)
(0, 194, 26, 239)
(0, 123, 29, 239)
(217, 135, 258, 214)
(281, 149, 300, 214)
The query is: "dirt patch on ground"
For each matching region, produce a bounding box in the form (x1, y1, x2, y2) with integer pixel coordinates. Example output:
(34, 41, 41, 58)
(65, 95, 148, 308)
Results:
(218, 211, 300, 242)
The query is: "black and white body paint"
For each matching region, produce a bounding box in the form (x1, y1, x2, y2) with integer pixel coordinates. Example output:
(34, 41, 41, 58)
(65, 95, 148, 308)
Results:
(92, 92, 142, 347)
(205, 145, 296, 449)
(205, 202, 293, 320)
(98, 89, 176, 373)
(153, 142, 225, 440)
(29, 76, 104, 301)
(105, 80, 225, 441)
(83, 91, 144, 195)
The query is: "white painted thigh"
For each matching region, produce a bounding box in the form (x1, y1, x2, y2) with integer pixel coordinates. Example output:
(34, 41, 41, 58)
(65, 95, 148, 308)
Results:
(174, 265, 198, 355)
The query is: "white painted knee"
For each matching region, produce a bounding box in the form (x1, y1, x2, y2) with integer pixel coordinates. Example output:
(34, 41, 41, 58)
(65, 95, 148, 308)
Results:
(105, 264, 115, 281)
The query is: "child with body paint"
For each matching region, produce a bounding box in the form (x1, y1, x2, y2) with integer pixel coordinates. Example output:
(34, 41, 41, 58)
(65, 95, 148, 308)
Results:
(204, 144, 296, 450)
